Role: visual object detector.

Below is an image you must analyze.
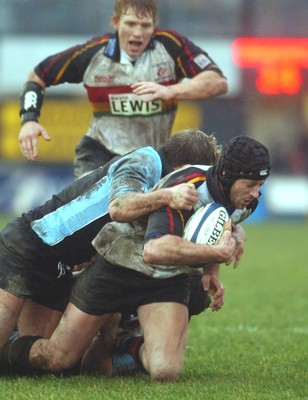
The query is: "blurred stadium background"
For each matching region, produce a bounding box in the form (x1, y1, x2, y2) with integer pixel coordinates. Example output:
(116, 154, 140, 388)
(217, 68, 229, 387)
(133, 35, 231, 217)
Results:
(0, 0, 307, 220)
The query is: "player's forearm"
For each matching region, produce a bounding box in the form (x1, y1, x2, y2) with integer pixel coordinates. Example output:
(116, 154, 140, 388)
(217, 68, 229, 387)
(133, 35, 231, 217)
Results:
(203, 262, 220, 276)
(27, 71, 46, 89)
(169, 71, 228, 100)
(19, 71, 46, 127)
(143, 235, 232, 266)
(109, 190, 173, 222)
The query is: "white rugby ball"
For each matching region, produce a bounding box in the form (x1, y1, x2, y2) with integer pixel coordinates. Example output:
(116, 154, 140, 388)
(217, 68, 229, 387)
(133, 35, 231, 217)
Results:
(183, 203, 229, 245)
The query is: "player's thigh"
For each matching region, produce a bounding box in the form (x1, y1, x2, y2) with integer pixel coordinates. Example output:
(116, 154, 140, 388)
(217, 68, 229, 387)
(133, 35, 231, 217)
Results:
(138, 302, 189, 361)
(0, 288, 25, 348)
(18, 298, 63, 338)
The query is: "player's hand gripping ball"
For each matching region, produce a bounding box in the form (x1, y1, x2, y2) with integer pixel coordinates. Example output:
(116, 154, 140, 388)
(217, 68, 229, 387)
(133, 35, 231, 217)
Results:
(184, 203, 230, 245)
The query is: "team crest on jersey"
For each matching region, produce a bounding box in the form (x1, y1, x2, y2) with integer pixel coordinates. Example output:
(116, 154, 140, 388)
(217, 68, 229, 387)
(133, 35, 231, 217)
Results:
(152, 61, 174, 82)
(194, 54, 211, 69)
(157, 66, 167, 77)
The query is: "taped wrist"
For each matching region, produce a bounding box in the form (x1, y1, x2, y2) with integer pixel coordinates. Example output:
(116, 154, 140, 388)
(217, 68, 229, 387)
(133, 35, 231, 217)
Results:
(19, 81, 44, 125)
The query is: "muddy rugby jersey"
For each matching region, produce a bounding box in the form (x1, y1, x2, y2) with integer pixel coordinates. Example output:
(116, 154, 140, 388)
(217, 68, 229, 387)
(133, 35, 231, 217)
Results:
(93, 165, 258, 278)
(21, 147, 170, 267)
(35, 30, 224, 155)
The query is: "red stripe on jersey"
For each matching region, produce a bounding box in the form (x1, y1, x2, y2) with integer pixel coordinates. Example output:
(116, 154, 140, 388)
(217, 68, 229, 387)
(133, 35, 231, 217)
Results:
(166, 206, 175, 234)
(155, 29, 198, 76)
(85, 79, 177, 102)
(182, 39, 198, 76)
(164, 29, 198, 76)
(85, 85, 133, 102)
(174, 173, 206, 186)
(166, 207, 185, 235)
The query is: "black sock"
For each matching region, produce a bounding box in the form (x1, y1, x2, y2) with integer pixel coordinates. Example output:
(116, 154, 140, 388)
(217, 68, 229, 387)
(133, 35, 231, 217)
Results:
(0, 335, 43, 376)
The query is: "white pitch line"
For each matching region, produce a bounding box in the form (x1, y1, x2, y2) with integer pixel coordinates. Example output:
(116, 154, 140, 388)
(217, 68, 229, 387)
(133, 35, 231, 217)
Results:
(201, 325, 308, 335)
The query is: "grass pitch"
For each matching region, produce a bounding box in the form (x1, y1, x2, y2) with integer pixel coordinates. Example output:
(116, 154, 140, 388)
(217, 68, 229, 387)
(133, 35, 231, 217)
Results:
(0, 216, 307, 399)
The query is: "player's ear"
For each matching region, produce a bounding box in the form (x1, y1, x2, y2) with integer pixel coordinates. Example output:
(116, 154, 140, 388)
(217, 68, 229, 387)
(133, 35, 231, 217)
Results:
(112, 15, 119, 30)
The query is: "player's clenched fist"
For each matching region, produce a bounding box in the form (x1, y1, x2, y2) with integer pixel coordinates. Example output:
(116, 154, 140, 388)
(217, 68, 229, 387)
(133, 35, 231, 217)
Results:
(167, 183, 198, 210)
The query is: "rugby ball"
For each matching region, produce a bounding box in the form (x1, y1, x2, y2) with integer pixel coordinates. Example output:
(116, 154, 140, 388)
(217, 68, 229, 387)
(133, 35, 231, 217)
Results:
(183, 203, 229, 245)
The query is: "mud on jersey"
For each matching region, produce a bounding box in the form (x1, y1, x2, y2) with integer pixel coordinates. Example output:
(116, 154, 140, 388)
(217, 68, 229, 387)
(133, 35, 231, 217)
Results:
(22, 147, 162, 267)
(35, 30, 224, 155)
(93, 165, 258, 278)
(144, 165, 258, 240)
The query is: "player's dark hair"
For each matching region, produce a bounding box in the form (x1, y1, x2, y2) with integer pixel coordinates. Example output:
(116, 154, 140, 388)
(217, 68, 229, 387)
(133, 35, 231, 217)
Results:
(114, 0, 158, 25)
(159, 129, 221, 168)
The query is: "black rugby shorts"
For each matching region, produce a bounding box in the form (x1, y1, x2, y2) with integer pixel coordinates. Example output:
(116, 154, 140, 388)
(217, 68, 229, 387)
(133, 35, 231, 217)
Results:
(0, 218, 72, 311)
(74, 136, 117, 179)
(70, 254, 190, 315)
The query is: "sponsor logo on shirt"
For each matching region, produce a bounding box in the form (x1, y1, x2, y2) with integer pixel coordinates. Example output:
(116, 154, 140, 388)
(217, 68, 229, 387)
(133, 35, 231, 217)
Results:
(109, 93, 162, 116)
(95, 75, 116, 83)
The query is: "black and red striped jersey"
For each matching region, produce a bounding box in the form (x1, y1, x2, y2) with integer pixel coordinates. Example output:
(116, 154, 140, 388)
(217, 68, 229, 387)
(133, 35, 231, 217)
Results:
(145, 165, 259, 241)
(34, 31, 225, 155)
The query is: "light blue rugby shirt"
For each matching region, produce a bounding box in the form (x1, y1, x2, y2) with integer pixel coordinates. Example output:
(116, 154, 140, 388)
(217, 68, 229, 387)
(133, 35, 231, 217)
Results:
(30, 147, 162, 246)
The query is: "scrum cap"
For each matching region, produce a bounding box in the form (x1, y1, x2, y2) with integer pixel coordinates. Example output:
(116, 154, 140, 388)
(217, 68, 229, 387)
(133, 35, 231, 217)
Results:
(218, 135, 271, 201)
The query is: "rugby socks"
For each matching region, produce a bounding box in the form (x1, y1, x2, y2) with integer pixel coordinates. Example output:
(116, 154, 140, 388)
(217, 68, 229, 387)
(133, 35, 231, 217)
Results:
(0, 334, 145, 376)
(118, 336, 144, 366)
(111, 336, 145, 376)
(111, 353, 139, 376)
(0, 335, 43, 376)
